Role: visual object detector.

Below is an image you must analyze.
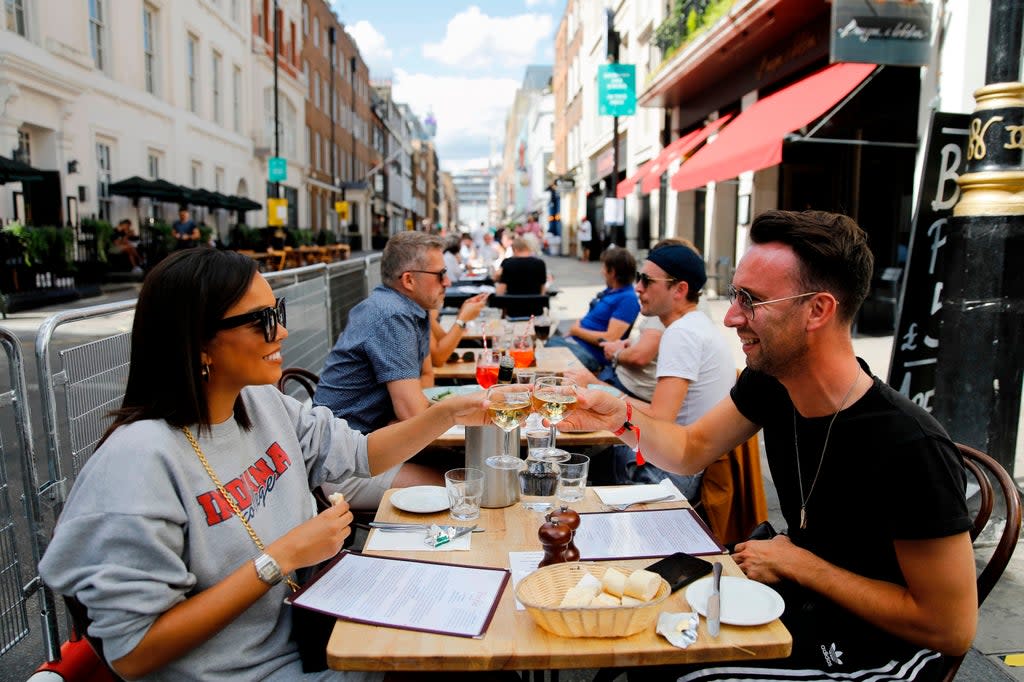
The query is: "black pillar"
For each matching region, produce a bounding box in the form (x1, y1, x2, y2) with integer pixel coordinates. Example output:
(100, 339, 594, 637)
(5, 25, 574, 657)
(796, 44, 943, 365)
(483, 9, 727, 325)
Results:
(933, 0, 1024, 475)
(272, 0, 280, 202)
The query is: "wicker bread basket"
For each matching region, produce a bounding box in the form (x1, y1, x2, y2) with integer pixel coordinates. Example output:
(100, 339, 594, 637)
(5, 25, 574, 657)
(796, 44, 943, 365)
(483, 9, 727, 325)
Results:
(515, 562, 670, 638)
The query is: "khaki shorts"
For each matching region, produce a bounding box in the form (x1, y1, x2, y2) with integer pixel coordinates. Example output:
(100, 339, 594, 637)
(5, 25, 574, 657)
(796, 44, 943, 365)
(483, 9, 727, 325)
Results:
(320, 465, 401, 511)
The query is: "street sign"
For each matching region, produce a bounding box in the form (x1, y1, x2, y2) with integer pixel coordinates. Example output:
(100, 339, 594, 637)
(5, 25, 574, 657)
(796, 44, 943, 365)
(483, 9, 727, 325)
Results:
(335, 201, 349, 220)
(268, 156, 287, 183)
(598, 64, 636, 117)
(267, 197, 288, 226)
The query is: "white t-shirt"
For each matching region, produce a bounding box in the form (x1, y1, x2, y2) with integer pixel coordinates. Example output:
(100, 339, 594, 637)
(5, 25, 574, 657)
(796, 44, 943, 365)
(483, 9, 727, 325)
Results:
(615, 315, 663, 401)
(578, 219, 592, 243)
(656, 310, 735, 425)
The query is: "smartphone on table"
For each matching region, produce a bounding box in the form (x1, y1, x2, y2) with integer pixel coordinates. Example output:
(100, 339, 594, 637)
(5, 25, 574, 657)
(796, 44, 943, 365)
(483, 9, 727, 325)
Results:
(646, 551, 713, 593)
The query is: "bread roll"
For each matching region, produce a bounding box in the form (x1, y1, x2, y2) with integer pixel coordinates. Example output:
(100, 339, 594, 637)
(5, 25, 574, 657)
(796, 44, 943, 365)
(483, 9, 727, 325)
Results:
(620, 595, 644, 607)
(560, 584, 599, 607)
(601, 568, 628, 597)
(623, 569, 662, 602)
(576, 572, 602, 593)
(591, 592, 621, 607)
(328, 492, 346, 506)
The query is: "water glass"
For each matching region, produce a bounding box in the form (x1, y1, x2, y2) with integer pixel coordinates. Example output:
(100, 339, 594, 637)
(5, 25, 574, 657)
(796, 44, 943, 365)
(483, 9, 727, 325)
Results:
(525, 429, 551, 456)
(518, 453, 567, 512)
(445, 467, 484, 520)
(556, 453, 590, 503)
(516, 369, 537, 385)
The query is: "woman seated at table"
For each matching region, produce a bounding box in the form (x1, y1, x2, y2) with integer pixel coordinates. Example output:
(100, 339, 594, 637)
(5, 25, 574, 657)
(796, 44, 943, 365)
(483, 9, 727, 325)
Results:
(39, 248, 486, 681)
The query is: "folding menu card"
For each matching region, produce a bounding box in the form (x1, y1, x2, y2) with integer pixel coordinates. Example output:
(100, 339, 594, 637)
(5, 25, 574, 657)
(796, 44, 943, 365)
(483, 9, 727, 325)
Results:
(286, 551, 509, 638)
(574, 508, 725, 559)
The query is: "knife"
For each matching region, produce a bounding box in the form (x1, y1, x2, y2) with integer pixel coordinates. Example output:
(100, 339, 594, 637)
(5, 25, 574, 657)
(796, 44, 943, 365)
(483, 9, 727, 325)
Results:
(370, 522, 485, 533)
(707, 561, 722, 637)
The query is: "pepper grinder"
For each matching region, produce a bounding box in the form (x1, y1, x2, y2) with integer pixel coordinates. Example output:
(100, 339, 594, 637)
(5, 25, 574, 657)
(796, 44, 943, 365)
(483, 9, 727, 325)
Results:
(537, 514, 571, 568)
(548, 506, 580, 562)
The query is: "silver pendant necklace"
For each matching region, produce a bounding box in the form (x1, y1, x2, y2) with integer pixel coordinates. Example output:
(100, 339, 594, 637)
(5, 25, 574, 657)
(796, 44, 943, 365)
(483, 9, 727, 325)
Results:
(793, 372, 862, 530)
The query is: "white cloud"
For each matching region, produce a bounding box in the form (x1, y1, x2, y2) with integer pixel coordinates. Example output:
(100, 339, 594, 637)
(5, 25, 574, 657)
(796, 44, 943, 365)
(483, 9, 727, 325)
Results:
(422, 6, 553, 70)
(524, 0, 555, 6)
(392, 68, 518, 165)
(346, 20, 393, 78)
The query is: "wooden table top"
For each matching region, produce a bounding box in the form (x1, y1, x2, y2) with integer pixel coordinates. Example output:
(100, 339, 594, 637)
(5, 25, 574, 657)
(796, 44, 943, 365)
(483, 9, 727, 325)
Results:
(325, 490, 792, 672)
(432, 426, 620, 448)
(433, 346, 580, 382)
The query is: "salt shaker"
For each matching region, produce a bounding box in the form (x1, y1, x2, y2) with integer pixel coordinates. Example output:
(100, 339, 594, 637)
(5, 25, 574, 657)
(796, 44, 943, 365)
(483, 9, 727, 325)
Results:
(548, 506, 580, 562)
(537, 515, 571, 568)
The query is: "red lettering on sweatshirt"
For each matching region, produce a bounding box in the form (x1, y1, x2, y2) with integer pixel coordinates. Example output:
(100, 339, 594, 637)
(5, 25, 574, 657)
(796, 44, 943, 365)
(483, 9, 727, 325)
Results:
(196, 441, 294, 526)
(265, 441, 292, 473)
(196, 490, 233, 525)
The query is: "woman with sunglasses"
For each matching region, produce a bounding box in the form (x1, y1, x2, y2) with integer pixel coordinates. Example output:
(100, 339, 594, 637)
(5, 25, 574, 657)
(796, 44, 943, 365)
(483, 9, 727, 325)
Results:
(39, 249, 485, 681)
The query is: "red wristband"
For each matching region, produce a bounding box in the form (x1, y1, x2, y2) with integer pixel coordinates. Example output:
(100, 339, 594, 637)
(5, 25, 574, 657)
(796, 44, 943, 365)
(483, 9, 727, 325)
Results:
(612, 402, 644, 466)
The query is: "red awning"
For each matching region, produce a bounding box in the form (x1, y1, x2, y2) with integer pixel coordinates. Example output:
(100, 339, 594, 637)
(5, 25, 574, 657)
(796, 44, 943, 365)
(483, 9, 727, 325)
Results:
(670, 63, 877, 193)
(616, 156, 658, 198)
(638, 115, 732, 195)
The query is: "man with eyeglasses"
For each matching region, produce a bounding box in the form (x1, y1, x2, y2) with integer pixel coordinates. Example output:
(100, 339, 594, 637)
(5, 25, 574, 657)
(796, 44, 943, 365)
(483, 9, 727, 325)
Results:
(560, 210, 975, 681)
(314, 231, 452, 508)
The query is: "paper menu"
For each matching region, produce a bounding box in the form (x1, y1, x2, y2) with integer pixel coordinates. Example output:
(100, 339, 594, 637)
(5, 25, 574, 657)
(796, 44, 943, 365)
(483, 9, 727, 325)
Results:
(287, 551, 509, 638)
(574, 508, 724, 558)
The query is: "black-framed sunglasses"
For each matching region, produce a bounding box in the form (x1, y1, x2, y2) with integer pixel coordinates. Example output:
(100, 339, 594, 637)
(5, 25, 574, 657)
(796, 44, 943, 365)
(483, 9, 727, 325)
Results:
(407, 267, 448, 283)
(217, 298, 287, 342)
(635, 272, 678, 287)
(727, 285, 818, 319)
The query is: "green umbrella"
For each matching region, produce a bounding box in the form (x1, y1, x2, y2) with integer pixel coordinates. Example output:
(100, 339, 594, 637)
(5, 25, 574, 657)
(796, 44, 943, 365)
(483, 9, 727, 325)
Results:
(233, 196, 262, 212)
(0, 155, 44, 184)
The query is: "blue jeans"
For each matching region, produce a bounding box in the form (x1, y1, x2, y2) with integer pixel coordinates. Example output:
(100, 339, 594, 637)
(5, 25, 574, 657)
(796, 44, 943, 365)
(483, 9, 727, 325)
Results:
(545, 335, 605, 373)
(611, 445, 704, 502)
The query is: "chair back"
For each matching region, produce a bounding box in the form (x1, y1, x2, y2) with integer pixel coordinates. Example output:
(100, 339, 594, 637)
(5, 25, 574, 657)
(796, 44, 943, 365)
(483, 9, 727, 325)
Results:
(488, 294, 550, 319)
(277, 367, 320, 400)
(940, 443, 1021, 681)
(62, 594, 122, 680)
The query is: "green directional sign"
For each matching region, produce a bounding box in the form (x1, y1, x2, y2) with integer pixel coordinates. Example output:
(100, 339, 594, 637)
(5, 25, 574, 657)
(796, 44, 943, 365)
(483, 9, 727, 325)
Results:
(598, 64, 636, 117)
(268, 156, 287, 183)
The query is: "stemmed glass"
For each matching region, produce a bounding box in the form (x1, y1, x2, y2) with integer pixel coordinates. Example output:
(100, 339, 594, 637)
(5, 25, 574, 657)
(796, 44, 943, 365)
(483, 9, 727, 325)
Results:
(532, 314, 552, 346)
(485, 384, 533, 470)
(531, 376, 578, 461)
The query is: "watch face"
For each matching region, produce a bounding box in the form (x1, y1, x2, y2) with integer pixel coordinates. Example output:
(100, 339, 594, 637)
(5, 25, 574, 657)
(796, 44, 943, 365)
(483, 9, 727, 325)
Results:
(255, 554, 282, 585)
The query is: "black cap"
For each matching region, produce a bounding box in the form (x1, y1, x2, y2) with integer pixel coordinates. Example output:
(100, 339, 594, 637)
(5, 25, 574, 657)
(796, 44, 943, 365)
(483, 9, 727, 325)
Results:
(646, 245, 707, 291)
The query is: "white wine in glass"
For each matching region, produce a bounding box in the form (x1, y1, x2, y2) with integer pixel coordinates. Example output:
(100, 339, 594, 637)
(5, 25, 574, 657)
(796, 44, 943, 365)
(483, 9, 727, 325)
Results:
(485, 385, 532, 469)
(531, 376, 577, 461)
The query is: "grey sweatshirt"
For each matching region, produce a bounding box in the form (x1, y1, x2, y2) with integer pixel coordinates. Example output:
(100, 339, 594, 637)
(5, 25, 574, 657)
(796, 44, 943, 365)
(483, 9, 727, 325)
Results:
(40, 385, 382, 681)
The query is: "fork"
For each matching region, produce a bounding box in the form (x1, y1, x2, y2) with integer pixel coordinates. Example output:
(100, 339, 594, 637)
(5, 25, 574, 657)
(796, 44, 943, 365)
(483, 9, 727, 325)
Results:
(603, 494, 675, 511)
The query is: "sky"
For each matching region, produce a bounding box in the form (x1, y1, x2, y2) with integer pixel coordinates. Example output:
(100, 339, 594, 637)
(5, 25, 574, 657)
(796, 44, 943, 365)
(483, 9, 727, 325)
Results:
(330, 1, 563, 172)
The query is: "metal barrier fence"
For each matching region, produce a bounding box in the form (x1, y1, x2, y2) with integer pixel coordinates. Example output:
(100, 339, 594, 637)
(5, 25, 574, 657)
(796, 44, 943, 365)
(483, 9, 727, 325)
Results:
(10, 253, 380, 666)
(0, 327, 57, 662)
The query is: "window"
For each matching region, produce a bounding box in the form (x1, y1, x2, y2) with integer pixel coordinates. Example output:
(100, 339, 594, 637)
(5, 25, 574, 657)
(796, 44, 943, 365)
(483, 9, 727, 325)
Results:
(232, 65, 242, 132)
(142, 5, 157, 94)
(186, 34, 198, 113)
(301, 2, 308, 34)
(5, 0, 26, 36)
(96, 141, 112, 221)
(313, 16, 319, 46)
(313, 71, 320, 110)
(147, 151, 160, 179)
(314, 131, 321, 170)
(230, 0, 239, 22)
(215, 167, 224, 192)
(15, 129, 30, 164)
(191, 161, 202, 188)
(89, 0, 107, 71)
(212, 50, 222, 124)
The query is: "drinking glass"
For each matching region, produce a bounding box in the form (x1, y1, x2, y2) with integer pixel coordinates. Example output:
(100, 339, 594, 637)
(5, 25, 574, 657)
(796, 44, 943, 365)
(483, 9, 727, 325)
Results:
(485, 384, 533, 469)
(531, 376, 578, 461)
(556, 453, 590, 503)
(518, 448, 570, 512)
(475, 349, 501, 388)
(533, 314, 552, 344)
(445, 467, 484, 520)
(510, 334, 535, 368)
(516, 369, 536, 385)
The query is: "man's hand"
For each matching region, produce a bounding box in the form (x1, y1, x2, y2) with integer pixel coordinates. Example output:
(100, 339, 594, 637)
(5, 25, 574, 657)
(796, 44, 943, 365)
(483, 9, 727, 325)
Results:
(458, 293, 489, 322)
(732, 535, 807, 584)
(553, 388, 626, 433)
(601, 338, 629, 360)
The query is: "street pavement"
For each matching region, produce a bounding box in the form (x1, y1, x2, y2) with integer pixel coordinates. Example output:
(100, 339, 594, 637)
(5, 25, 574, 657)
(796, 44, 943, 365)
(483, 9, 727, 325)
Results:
(0, 253, 1020, 680)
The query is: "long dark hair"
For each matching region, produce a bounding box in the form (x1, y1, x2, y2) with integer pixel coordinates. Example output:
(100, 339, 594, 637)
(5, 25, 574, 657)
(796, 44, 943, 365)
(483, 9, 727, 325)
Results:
(103, 249, 259, 443)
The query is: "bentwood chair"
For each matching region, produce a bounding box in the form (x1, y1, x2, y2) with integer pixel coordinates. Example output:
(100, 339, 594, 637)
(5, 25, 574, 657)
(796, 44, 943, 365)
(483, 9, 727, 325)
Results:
(940, 443, 1021, 681)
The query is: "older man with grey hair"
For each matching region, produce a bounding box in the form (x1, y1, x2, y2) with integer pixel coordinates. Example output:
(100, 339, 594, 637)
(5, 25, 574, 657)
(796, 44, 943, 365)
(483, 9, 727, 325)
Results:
(314, 231, 450, 508)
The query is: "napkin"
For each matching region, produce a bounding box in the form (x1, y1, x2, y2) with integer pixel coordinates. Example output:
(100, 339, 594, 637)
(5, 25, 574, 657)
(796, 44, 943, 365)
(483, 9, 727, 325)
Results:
(656, 612, 699, 648)
(364, 530, 472, 552)
(591, 478, 687, 505)
(441, 424, 465, 437)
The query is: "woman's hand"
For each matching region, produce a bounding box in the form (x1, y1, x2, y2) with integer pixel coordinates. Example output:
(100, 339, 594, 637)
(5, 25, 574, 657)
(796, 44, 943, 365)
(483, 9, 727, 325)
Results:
(552, 388, 626, 433)
(267, 498, 353, 574)
(441, 390, 490, 426)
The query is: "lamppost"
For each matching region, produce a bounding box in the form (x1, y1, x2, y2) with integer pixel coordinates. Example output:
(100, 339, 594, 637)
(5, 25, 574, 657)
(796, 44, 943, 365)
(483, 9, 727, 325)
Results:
(272, 0, 280, 202)
(606, 7, 622, 248)
(328, 26, 337, 240)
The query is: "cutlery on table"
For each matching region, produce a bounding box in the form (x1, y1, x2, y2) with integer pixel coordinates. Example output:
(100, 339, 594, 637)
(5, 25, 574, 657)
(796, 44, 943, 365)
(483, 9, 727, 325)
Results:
(369, 522, 484, 533)
(707, 561, 722, 637)
(603, 493, 675, 511)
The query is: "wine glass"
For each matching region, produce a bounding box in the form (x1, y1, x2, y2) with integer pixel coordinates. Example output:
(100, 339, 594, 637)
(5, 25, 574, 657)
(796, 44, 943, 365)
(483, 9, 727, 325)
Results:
(475, 349, 501, 388)
(533, 314, 552, 345)
(531, 376, 578, 461)
(485, 384, 533, 470)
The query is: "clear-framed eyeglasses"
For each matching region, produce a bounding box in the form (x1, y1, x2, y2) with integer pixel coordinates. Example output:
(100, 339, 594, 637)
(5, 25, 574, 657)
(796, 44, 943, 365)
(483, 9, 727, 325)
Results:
(727, 285, 820, 319)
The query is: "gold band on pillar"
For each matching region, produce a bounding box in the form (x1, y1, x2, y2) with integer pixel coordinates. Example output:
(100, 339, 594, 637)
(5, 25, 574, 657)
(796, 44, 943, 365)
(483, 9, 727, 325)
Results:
(953, 171, 1024, 217)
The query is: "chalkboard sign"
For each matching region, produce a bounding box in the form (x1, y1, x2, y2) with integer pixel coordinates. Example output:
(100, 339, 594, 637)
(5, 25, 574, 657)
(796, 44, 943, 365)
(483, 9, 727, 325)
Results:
(888, 111, 970, 410)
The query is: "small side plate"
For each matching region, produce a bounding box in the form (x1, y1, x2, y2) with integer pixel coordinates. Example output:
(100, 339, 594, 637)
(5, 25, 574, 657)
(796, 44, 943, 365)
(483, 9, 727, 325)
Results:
(390, 485, 450, 514)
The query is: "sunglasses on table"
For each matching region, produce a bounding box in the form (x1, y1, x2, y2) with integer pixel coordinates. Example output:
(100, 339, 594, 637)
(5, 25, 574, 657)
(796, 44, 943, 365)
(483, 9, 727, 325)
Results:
(727, 285, 819, 319)
(635, 272, 678, 287)
(407, 267, 448, 282)
(217, 298, 287, 342)
(448, 350, 477, 364)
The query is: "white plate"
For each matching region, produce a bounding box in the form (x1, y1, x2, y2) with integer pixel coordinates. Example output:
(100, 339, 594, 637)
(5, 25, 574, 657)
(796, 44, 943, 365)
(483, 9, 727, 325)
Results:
(390, 486, 450, 514)
(423, 384, 483, 402)
(685, 576, 785, 626)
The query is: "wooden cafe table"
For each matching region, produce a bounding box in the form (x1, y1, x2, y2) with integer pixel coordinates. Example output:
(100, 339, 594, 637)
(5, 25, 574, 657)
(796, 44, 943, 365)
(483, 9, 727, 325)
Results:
(434, 346, 580, 382)
(325, 490, 792, 673)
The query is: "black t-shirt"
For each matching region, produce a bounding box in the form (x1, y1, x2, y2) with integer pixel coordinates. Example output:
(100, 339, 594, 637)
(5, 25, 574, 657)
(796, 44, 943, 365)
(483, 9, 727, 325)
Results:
(498, 256, 547, 295)
(730, 361, 970, 666)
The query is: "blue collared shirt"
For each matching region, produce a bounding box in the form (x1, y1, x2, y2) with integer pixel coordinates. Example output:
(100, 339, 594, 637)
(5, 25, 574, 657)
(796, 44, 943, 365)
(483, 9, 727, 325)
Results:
(314, 285, 430, 433)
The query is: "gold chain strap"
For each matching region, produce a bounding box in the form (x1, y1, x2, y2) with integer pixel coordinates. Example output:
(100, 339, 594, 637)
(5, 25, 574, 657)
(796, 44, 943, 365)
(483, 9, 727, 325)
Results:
(183, 426, 300, 591)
